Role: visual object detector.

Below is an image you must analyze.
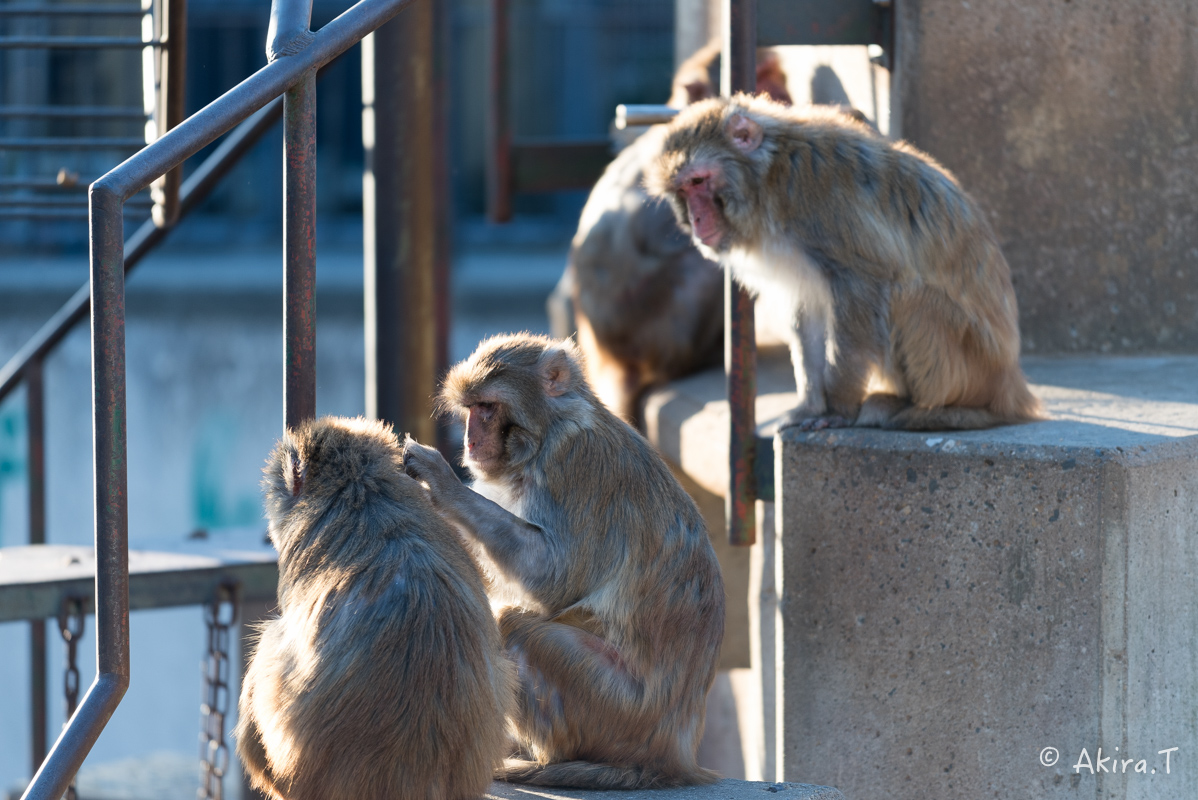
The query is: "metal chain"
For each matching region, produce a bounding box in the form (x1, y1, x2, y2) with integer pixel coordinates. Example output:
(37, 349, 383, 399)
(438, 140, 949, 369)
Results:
(57, 595, 85, 800)
(199, 580, 240, 800)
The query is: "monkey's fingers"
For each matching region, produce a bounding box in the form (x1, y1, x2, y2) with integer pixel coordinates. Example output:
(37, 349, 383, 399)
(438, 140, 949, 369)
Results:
(780, 413, 854, 432)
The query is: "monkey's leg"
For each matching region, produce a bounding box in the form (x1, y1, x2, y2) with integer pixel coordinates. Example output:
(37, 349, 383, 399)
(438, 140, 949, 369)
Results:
(778, 311, 831, 430)
(780, 307, 875, 431)
(499, 607, 643, 738)
(877, 286, 1034, 430)
(496, 608, 711, 790)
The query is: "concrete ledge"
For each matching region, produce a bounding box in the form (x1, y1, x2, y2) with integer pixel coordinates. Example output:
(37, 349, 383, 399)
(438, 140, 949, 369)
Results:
(644, 351, 1198, 501)
(486, 779, 844, 800)
(644, 354, 1198, 799)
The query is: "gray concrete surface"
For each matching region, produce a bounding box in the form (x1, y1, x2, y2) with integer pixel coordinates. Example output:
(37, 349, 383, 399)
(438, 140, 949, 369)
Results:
(644, 352, 1198, 799)
(486, 779, 842, 800)
(894, 0, 1198, 354)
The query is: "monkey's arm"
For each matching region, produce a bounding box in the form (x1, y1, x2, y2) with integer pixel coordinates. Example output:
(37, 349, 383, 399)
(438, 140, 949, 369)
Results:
(403, 439, 568, 604)
(234, 704, 284, 800)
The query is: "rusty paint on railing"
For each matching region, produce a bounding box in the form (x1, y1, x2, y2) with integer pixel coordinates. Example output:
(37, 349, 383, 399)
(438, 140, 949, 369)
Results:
(724, 0, 759, 547)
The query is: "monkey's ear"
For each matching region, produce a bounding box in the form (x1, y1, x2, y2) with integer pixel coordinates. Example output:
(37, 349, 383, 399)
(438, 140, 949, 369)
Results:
(538, 347, 575, 398)
(726, 113, 763, 153)
(283, 450, 305, 498)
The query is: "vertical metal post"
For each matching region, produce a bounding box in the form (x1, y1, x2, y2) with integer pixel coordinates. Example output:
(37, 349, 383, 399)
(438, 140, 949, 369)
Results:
(485, 0, 511, 223)
(151, 0, 187, 227)
(26, 357, 47, 776)
(268, 0, 318, 431)
(283, 72, 317, 430)
(362, 0, 441, 443)
(431, 0, 453, 451)
(24, 182, 131, 800)
(723, 0, 757, 547)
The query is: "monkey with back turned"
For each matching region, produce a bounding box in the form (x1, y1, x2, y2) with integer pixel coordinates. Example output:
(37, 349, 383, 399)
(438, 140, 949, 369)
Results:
(558, 41, 792, 424)
(235, 416, 511, 800)
(646, 94, 1045, 430)
(402, 333, 725, 790)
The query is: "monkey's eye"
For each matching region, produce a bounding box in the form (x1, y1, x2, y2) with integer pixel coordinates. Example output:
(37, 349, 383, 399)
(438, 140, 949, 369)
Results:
(690, 176, 705, 186)
(471, 402, 498, 422)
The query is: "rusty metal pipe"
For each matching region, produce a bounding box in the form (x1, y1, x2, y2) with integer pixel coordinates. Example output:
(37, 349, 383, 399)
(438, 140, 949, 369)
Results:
(485, 0, 510, 223)
(26, 357, 47, 774)
(267, 0, 315, 61)
(614, 104, 678, 129)
(283, 71, 317, 430)
(93, 0, 415, 203)
(151, 0, 187, 228)
(723, 0, 758, 547)
(21, 184, 131, 800)
(362, 0, 441, 443)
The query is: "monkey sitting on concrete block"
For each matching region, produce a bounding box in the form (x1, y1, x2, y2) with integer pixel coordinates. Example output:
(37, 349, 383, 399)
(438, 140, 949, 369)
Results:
(646, 95, 1046, 431)
(558, 40, 792, 424)
(402, 333, 725, 790)
(235, 416, 511, 800)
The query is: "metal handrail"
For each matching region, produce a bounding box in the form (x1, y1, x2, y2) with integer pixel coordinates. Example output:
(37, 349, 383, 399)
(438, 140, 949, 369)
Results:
(19, 0, 416, 795)
(0, 98, 284, 405)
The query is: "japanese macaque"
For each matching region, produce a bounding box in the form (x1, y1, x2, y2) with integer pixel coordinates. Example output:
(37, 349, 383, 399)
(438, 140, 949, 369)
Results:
(402, 334, 725, 790)
(554, 41, 792, 424)
(645, 95, 1046, 431)
(235, 416, 511, 800)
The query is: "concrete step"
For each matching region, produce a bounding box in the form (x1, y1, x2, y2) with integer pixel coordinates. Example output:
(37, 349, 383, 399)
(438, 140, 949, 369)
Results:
(487, 779, 843, 800)
(644, 353, 1198, 800)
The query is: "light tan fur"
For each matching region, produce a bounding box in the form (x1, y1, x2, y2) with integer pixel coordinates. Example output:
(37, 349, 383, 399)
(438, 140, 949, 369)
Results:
(235, 416, 511, 800)
(645, 94, 1045, 431)
(561, 44, 791, 425)
(402, 334, 725, 790)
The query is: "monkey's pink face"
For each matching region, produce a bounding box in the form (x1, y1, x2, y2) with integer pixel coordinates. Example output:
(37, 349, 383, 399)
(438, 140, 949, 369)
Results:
(675, 165, 726, 250)
(464, 401, 505, 472)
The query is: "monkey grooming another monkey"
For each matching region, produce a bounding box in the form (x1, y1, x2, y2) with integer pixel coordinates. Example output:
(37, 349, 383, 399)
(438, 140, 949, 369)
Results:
(646, 95, 1045, 431)
(402, 333, 725, 790)
(559, 41, 792, 424)
(235, 416, 511, 800)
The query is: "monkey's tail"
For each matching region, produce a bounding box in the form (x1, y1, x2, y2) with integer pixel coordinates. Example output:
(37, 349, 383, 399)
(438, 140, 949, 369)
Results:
(870, 365, 1047, 431)
(498, 758, 720, 790)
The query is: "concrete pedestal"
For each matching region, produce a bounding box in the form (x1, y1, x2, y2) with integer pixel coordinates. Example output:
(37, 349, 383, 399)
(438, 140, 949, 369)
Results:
(646, 353, 1198, 800)
(486, 778, 842, 800)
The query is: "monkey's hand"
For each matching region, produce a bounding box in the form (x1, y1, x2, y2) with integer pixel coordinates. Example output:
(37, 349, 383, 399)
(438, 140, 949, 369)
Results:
(402, 437, 466, 508)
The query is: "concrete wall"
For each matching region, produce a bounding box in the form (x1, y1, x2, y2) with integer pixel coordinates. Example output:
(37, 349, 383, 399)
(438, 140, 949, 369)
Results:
(895, 0, 1198, 354)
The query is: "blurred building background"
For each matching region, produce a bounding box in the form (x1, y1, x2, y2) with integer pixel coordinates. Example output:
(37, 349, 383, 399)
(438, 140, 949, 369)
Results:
(1, 0, 677, 254)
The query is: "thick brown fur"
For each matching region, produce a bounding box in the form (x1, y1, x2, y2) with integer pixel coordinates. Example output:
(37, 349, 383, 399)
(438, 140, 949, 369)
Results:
(402, 334, 725, 790)
(645, 94, 1045, 431)
(235, 416, 512, 800)
(559, 43, 791, 424)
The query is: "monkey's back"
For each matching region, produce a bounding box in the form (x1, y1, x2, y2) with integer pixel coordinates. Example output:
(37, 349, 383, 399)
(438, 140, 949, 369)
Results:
(569, 126, 724, 414)
(242, 434, 510, 800)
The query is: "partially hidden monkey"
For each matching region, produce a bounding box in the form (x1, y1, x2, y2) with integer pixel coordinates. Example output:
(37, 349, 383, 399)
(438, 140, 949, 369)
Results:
(556, 41, 792, 424)
(235, 416, 511, 800)
(645, 94, 1046, 431)
(402, 333, 725, 790)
